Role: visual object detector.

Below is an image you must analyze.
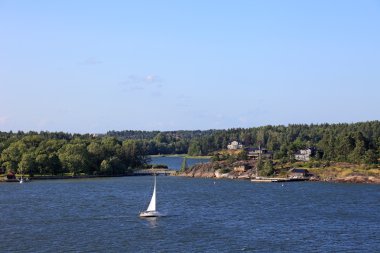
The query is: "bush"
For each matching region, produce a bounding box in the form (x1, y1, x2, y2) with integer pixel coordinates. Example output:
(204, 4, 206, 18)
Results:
(220, 168, 231, 174)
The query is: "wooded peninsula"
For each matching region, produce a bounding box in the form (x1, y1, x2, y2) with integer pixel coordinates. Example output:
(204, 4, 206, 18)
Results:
(1, 121, 379, 179)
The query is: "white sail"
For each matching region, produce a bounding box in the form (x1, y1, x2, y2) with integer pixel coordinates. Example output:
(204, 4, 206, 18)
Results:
(146, 175, 156, 212)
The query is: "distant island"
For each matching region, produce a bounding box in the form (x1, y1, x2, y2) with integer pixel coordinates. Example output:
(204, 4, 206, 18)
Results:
(0, 121, 379, 183)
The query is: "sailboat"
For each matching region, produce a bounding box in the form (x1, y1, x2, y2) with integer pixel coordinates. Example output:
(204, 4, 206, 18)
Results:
(139, 174, 161, 217)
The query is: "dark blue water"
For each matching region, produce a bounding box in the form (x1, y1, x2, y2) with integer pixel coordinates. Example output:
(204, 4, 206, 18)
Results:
(149, 156, 209, 170)
(0, 177, 379, 252)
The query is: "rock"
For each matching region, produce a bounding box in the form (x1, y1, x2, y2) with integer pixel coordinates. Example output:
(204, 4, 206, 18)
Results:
(368, 176, 380, 183)
(215, 169, 223, 178)
(333, 175, 380, 184)
(238, 174, 251, 179)
(178, 160, 380, 184)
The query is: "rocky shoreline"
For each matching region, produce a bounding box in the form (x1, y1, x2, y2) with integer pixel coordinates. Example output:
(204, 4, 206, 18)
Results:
(330, 176, 380, 184)
(178, 161, 380, 184)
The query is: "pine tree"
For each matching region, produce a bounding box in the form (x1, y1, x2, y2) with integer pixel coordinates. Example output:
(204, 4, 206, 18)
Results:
(180, 157, 188, 172)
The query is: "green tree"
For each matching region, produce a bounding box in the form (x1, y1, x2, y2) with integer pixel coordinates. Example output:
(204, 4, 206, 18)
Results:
(363, 149, 377, 164)
(260, 160, 274, 177)
(35, 154, 49, 174)
(180, 157, 188, 172)
(18, 153, 37, 176)
(256, 158, 264, 177)
(122, 140, 147, 169)
(0, 141, 27, 170)
(58, 143, 90, 176)
(36, 153, 62, 175)
(188, 141, 202, 156)
(87, 141, 106, 173)
(100, 159, 112, 175)
(348, 132, 367, 163)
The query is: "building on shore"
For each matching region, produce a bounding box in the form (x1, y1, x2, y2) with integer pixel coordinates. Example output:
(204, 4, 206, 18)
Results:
(246, 147, 273, 160)
(227, 141, 243, 150)
(6, 171, 16, 180)
(288, 168, 312, 178)
(294, 147, 316, 161)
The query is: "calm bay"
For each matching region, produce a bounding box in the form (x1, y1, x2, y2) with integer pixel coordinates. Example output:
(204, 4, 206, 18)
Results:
(1, 176, 379, 252)
(149, 155, 210, 170)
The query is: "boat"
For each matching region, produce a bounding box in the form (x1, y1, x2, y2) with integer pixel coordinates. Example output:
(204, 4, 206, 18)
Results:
(18, 176, 30, 183)
(139, 174, 161, 217)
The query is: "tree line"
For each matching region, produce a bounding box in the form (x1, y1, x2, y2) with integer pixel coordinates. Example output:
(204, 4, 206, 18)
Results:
(1, 121, 379, 176)
(108, 121, 380, 164)
(0, 132, 147, 176)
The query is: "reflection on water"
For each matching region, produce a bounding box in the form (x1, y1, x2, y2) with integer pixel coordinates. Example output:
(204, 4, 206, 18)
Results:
(144, 217, 158, 228)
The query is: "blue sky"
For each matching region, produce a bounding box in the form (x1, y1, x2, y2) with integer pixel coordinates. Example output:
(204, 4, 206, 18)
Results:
(1, 0, 379, 133)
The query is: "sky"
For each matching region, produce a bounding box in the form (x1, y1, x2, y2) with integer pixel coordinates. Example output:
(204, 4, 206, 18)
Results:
(1, 0, 379, 133)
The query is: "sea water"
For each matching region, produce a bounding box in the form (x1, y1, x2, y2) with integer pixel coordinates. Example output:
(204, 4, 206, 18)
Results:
(0, 177, 379, 252)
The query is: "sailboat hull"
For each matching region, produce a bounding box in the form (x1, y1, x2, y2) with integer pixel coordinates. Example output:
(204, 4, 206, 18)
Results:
(139, 211, 161, 217)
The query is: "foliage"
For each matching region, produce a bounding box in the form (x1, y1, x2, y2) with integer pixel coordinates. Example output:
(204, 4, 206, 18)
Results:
(180, 157, 188, 172)
(220, 168, 231, 174)
(1, 121, 380, 177)
(107, 121, 380, 164)
(0, 132, 148, 176)
(260, 160, 274, 177)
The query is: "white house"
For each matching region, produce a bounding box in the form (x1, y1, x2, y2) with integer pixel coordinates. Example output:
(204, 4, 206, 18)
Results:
(227, 141, 243, 150)
(294, 148, 315, 161)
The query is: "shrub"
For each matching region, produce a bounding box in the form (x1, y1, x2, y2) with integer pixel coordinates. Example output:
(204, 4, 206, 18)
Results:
(220, 168, 231, 174)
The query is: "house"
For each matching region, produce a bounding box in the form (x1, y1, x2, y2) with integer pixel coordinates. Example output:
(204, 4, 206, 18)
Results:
(294, 148, 315, 161)
(227, 141, 243, 150)
(246, 147, 273, 160)
(288, 168, 311, 178)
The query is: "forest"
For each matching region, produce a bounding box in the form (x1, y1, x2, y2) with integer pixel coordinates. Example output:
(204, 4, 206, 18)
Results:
(108, 121, 380, 164)
(0, 132, 147, 176)
(0, 121, 379, 177)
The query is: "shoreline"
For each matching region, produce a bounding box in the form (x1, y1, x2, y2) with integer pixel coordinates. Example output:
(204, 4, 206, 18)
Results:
(0, 174, 133, 182)
(1, 173, 379, 184)
(177, 172, 380, 184)
(149, 154, 211, 159)
(177, 160, 380, 184)
(0, 161, 380, 184)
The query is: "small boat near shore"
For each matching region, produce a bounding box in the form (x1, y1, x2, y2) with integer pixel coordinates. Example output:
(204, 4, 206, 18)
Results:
(19, 176, 30, 183)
